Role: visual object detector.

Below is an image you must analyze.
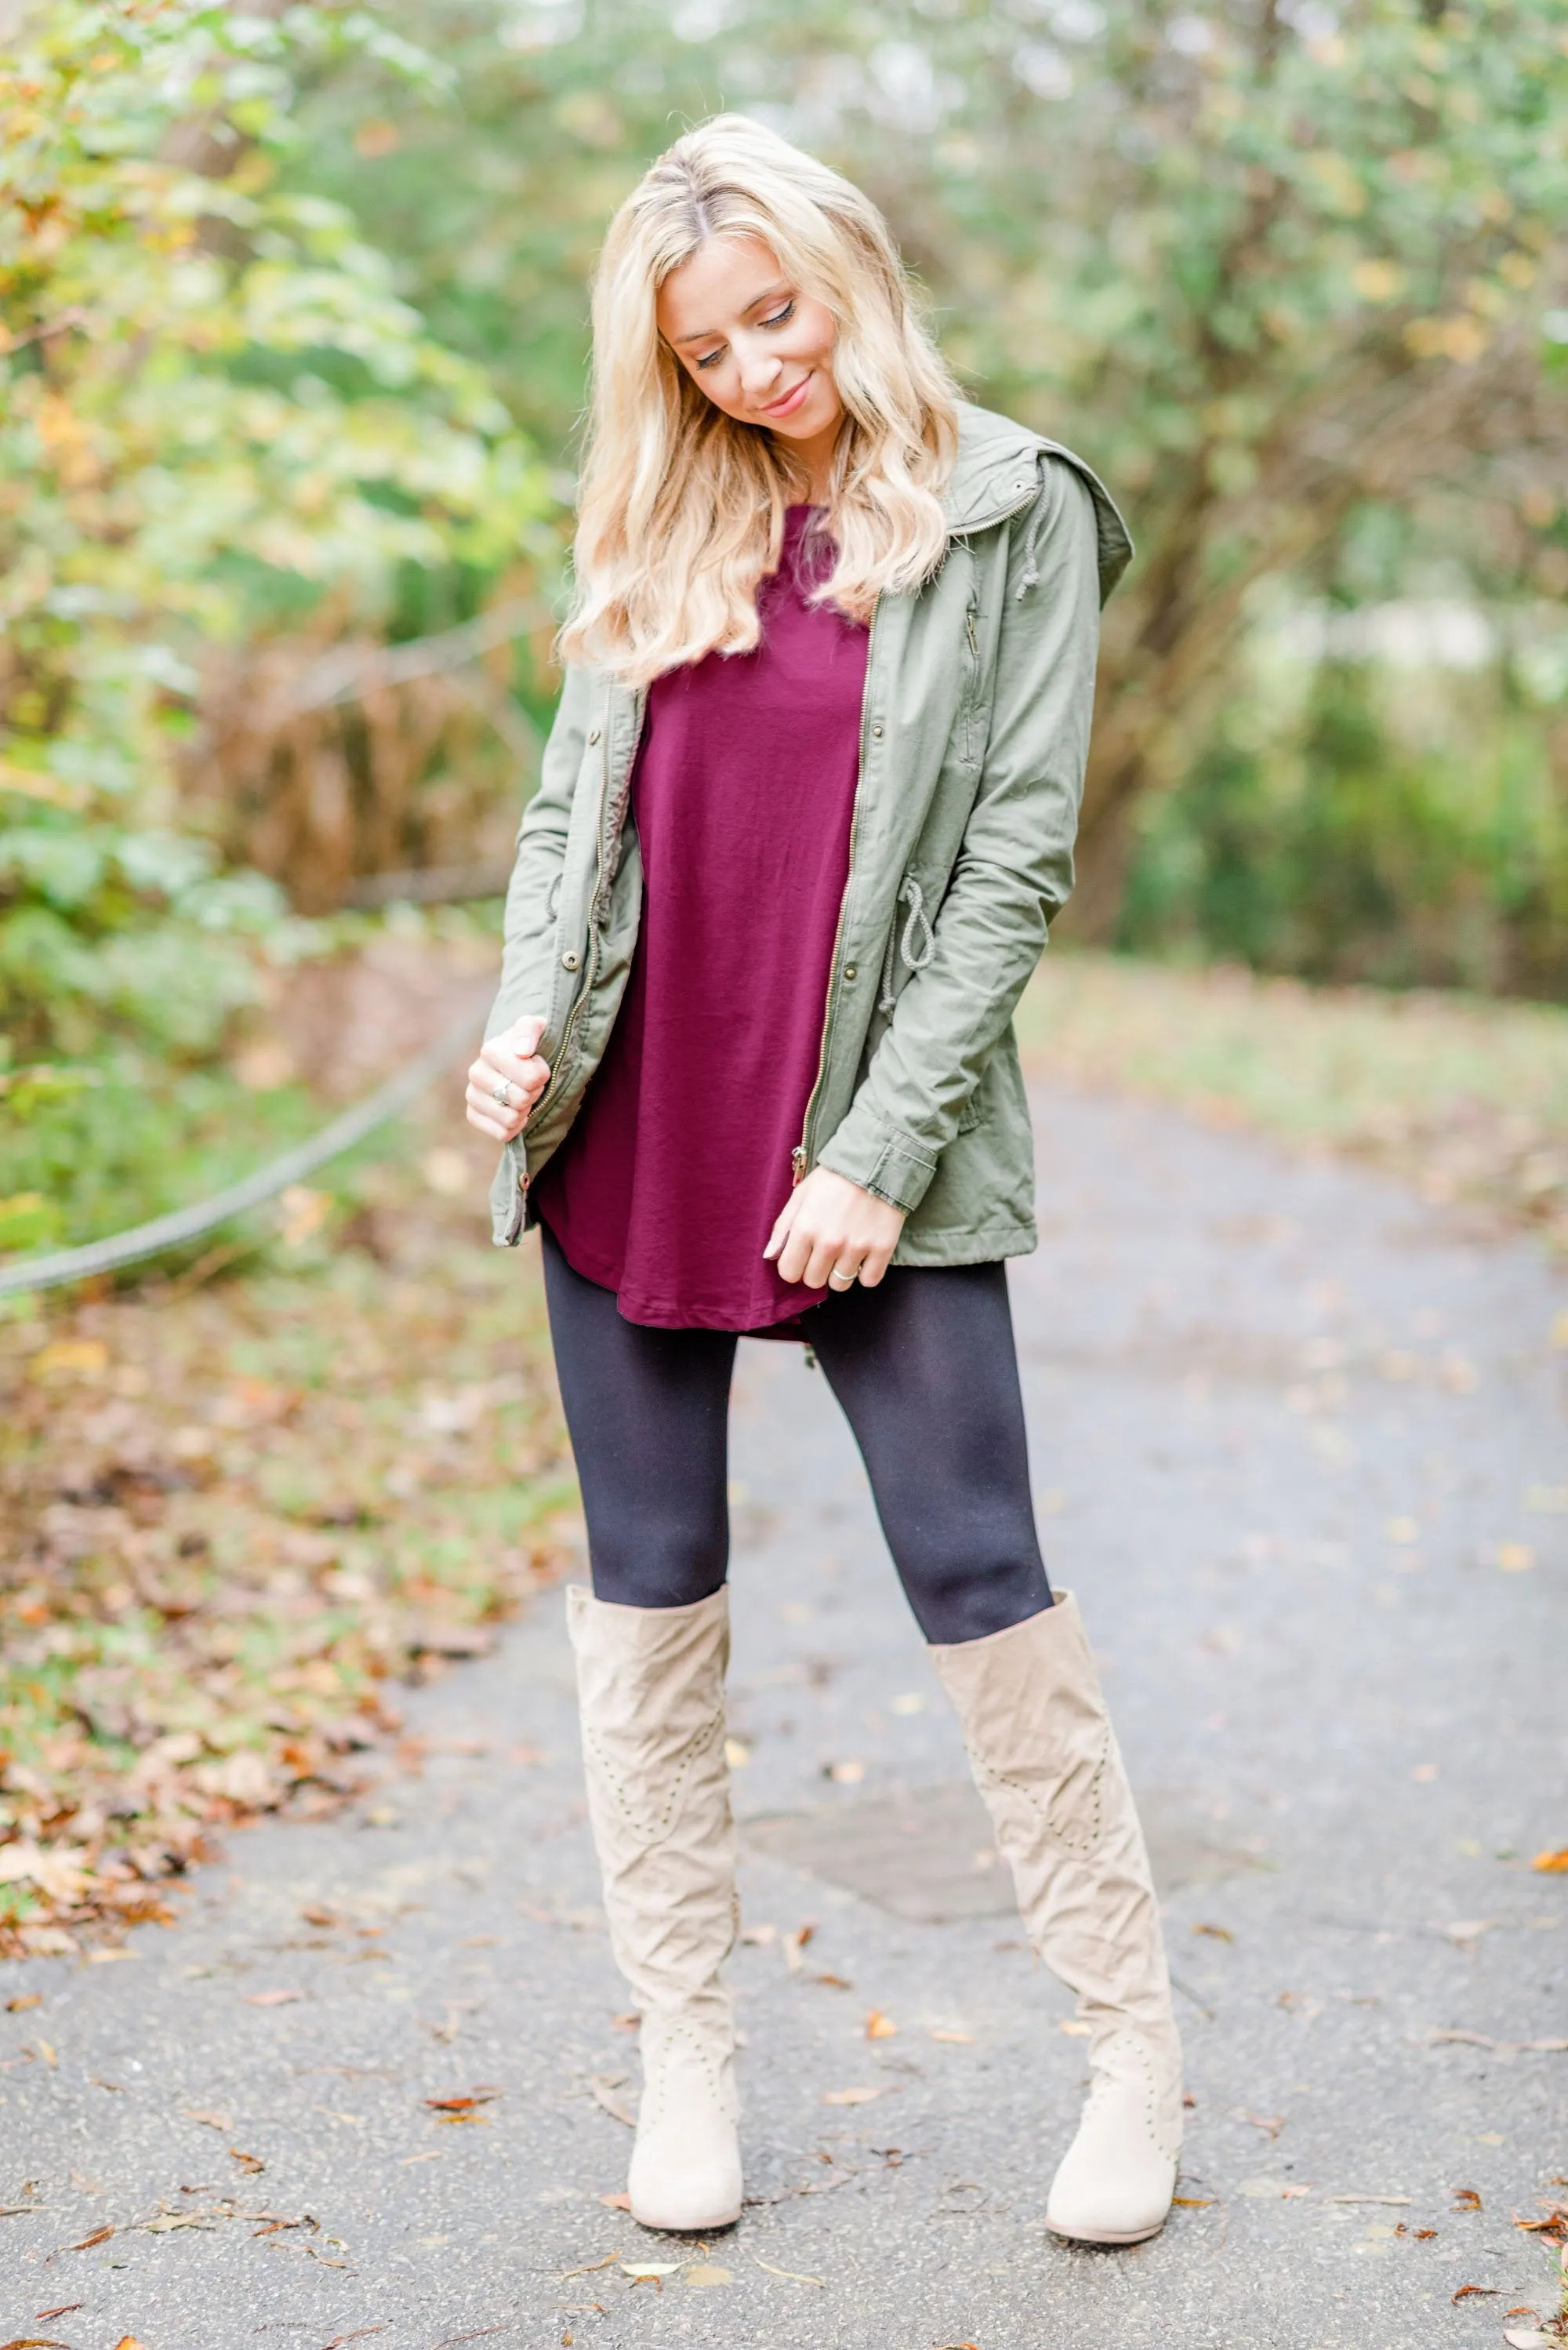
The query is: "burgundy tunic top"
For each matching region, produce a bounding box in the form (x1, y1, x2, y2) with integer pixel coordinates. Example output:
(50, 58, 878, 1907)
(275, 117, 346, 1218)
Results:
(533, 507, 868, 1331)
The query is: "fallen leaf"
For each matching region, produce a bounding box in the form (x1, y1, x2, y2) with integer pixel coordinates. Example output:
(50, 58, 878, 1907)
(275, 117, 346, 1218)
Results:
(85, 1948, 136, 1964)
(1451, 2187, 1483, 2210)
(1058, 2018, 1092, 2036)
(0, 2339, 74, 2348)
(1234, 2109, 1284, 2138)
(300, 1905, 343, 1927)
(589, 2073, 636, 2127)
(609, 2011, 639, 2032)
(1192, 1922, 1235, 1942)
(424, 2090, 500, 2112)
(1328, 2194, 1412, 2206)
(814, 1972, 853, 1989)
(622, 2261, 680, 2286)
(183, 2109, 234, 2131)
(1453, 2283, 1501, 2300)
(114, 2340, 147, 2349)
(229, 2149, 265, 2174)
(65, 2224, 114, 2250)
(597, 2193, 632, 2211)
(34, 2041, 56, 2068)
(1429, 2029, 1568, 2053)
(754, 2256, 825, 2285)
(1504, 2331, 1553, 2349)
(927, 2027, 975, 2044)
(683, 2265, 732, 2285)
(822, 2086, 884, 2105)
(244, 1989, 303, 2007)
(1171, 2196, 1216, 2207)
(557, 2251, 622, 2283)
(739, 1923, 778, 1946)
(1531, 1847, 1568, 1874)
(782, 1923, 817, 1976)
(865, 2009, 897, 2039)
(6, 1995, 42, 2012)
(1415, 2227, 1438, 2238)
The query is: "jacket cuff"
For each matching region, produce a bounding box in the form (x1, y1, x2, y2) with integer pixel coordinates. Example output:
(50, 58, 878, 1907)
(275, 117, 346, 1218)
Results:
(816, 1115, 938, 1216)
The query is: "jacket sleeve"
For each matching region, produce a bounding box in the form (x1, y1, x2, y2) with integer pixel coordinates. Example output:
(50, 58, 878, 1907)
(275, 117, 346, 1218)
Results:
(815, 459, 1102, 1215)
(484, 660, 594, 1044)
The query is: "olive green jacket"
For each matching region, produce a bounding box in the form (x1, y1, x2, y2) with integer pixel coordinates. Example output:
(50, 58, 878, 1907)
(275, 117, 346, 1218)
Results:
(486, 401, 1131, 1263)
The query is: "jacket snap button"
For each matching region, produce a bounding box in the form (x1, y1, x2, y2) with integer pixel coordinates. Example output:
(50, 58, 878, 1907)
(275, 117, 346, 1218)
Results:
(844, 964, 858, 982)
(871, 721, 884, 739)
(561, 950, 580, 971)
(587, 727, 601, 745)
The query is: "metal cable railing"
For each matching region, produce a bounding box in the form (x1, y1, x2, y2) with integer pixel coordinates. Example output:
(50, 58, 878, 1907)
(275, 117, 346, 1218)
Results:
(0, 991, 489, 1300)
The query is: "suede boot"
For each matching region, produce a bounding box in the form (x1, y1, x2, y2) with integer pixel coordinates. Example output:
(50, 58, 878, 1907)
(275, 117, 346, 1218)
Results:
(567, 1583, 742, 2232)
(931, 1593, 1182, 2244)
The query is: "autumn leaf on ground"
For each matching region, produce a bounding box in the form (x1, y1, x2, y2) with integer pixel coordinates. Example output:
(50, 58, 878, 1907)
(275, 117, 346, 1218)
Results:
(927, 2027, 974, 2044)
(5, 1994, 42, 2012)
(865, 2009, 897, 2039)
(183, 2109, 233, 2131)
(1532, 1847, 1568, 1873)
(1453, 2284, 1501, 2301)
(228, 2149, 265, 2174)
(754, 2257, 825, 2285)
(1192, 1922, 1235, 1942)
(64, 2224, 114, 2250)
(782, 1922, 817, 1975)
(822, 2086, 884, 2105)
(244, 1989, 303, 2007)
(1451, 2187, 1483, 2211)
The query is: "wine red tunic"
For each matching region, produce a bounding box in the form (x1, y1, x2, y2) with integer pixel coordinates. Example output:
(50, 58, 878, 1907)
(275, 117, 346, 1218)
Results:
(532, 507, 869, 1331)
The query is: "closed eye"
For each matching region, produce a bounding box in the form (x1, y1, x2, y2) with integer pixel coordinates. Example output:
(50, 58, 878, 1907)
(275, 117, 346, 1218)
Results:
(691, 300, 796, 371)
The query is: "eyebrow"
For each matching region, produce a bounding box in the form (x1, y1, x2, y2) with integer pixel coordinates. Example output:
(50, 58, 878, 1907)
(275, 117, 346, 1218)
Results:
(668, 282, 793, 347)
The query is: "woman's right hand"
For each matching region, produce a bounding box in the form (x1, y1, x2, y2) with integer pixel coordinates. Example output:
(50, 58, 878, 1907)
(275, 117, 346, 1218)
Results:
(465, 1015, 550, 1142)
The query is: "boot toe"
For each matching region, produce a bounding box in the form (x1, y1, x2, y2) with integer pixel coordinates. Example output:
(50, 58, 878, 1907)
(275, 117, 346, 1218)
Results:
(628, 2119, 742, 2233)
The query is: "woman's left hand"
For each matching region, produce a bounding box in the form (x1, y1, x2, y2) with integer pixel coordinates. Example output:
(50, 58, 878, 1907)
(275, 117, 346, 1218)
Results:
(764, 1166, 906, 1291)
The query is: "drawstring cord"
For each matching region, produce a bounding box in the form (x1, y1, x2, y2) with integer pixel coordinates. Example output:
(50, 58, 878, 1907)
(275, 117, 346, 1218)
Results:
(878, 875, 936, 1012)
(1014, 459, 1048, 600)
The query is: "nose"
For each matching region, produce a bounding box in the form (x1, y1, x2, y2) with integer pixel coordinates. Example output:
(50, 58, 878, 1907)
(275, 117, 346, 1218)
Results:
(734, 332, 784, 405)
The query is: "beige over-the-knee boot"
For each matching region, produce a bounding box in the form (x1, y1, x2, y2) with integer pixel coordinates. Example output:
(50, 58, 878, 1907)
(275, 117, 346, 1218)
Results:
(567, 1583, 742, 2233)
(931, 1593, 1182, 2245)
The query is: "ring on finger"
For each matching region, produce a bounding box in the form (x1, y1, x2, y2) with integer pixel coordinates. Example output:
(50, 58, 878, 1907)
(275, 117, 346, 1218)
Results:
(827, 1266, 858, 1290)
(492, 1079, 514, 1107)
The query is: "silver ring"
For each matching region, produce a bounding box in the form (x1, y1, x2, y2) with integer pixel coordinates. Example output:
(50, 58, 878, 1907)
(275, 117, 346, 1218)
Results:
(828, 1269, 856, 1289)
(492, 1079, 514, 1107)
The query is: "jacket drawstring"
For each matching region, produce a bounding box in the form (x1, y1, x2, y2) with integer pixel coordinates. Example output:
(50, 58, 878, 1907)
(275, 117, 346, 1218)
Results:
(878, 876, 936, 1012)
(1014, 458, 1048, 600)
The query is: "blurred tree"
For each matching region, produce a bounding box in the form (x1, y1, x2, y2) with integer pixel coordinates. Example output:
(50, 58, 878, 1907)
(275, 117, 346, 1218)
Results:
(0, 0, 553, 1066)
(297, 0, 1568, 939)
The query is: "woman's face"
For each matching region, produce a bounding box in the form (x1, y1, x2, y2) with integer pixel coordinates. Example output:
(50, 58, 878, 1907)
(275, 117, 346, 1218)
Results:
(657, 234, 844, 454)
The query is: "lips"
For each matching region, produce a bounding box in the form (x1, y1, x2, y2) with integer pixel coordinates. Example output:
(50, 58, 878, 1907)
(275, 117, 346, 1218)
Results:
(760, 374, 811, 420)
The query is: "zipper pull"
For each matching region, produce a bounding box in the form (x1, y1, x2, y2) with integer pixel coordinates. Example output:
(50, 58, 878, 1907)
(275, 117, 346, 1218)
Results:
(965, 605, 978, 658)
(790, 1145, 808, 1186)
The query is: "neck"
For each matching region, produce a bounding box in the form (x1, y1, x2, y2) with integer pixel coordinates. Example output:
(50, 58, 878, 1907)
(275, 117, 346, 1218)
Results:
(784, 420, 840, 507)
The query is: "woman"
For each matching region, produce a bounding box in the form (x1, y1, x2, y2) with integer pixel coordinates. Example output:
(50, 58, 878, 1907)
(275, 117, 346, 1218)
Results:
(464, 114, 1181, 2248)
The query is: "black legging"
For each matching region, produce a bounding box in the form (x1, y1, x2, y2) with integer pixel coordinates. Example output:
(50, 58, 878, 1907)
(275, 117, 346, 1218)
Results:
(540, 1227, 1054, 1646)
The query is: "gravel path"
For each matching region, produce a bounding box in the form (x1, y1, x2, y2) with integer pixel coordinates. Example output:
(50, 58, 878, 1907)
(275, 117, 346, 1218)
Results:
(2, 1084, 1564, 2350)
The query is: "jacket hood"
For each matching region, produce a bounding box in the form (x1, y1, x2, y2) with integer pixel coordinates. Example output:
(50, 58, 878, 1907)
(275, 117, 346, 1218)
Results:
(941, 401, 1134, 607)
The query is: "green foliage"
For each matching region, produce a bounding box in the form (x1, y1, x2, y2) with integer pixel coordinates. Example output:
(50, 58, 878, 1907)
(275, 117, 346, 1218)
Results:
(0, 0, 554, 1073)
(296, 0, 1568, 952)
(1120, 651, 1568, 995)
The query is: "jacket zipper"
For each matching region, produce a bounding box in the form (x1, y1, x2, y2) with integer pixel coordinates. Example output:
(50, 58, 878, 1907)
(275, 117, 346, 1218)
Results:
(793, 593, 885, 1182)
(524, 686, 648, 1154)
(789, 470, 1038, 1187)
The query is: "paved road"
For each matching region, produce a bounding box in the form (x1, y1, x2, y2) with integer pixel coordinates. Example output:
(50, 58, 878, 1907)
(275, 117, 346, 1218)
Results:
(2, 1085, 1565, 2350)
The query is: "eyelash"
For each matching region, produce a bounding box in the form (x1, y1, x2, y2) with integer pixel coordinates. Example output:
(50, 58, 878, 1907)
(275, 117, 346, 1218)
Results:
(695, 300, 795, 370)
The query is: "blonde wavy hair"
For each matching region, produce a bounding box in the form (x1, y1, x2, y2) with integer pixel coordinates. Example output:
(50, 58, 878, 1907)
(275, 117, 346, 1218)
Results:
(558, 114, 963, 685)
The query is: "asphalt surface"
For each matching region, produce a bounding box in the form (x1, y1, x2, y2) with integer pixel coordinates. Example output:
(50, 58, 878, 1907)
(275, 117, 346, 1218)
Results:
(2, 1084, 1565, 2350)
